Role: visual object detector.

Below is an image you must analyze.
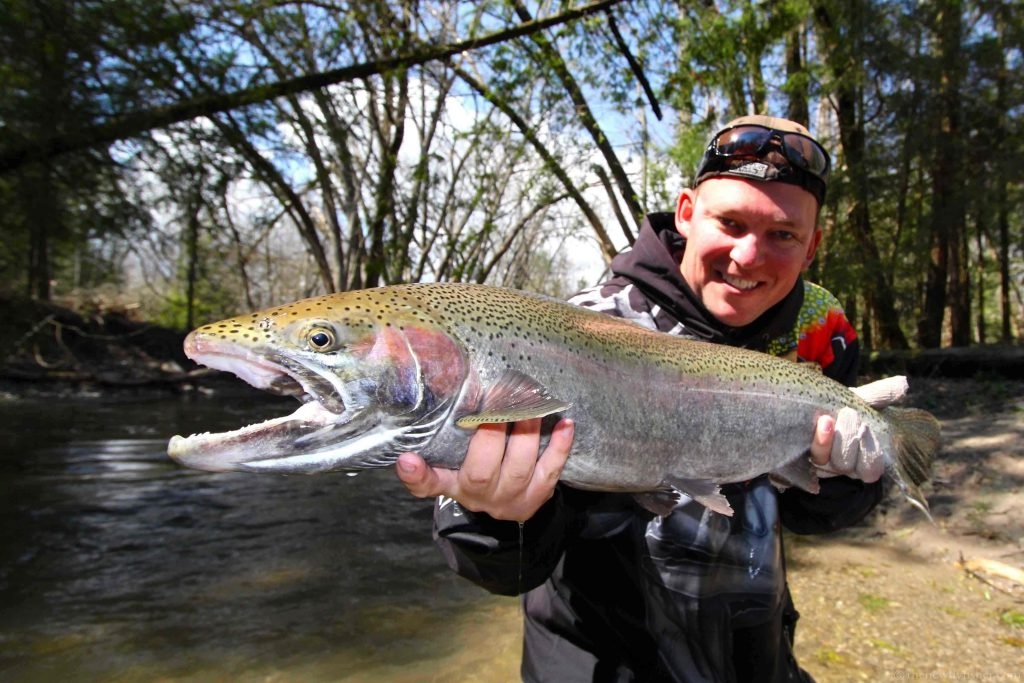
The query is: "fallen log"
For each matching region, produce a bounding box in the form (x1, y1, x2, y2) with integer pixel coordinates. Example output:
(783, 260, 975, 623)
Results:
(866, 346, 1024, 379)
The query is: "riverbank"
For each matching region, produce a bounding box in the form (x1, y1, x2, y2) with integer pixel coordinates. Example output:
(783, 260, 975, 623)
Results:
(0, 294, 193, 392)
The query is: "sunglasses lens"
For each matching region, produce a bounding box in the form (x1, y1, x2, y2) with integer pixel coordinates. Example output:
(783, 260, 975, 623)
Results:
(715, 127, 771, 156)
(782, 135, 829, 175)
(713, 125, 829, 177)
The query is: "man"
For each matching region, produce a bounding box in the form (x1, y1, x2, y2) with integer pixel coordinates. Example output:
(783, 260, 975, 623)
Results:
(397, 115, 885, 682)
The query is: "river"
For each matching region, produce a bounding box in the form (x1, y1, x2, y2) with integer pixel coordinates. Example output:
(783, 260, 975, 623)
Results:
(0, 391, 522, 682)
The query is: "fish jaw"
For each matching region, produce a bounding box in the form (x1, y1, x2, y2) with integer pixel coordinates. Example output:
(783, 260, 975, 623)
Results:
(168, 395, 423, 474)
(168, 400, 342, 472)
(183, 330, 309, 399)
(185, 330, 275, 388)
(169, 331, 364, 472)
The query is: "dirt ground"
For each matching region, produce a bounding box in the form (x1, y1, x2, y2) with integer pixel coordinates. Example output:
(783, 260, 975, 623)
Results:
(787, 376, 1024, 681)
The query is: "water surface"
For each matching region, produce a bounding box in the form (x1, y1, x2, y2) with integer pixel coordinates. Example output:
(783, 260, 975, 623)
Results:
(0, 391, 522, 682)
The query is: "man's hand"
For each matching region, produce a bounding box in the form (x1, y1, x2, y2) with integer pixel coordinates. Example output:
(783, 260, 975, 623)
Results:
(808, 376, 910, 483)
(396, 417, 574, 523)
(809, 411, 884, 482)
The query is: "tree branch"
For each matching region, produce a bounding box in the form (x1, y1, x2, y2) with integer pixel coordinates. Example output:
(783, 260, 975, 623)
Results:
(451, 64, 618, 262)
(511, 1, 644, 227)
(603, 9, 661, 121)
(0, 0, 624, 174)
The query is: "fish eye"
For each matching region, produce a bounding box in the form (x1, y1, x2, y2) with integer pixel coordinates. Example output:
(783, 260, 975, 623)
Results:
(306, 327, 337, 352)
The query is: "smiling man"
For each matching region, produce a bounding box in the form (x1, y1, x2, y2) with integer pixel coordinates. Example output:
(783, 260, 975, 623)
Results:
(678, 116, 827, 330)
(678, 178, 822, 328)
(398, 115, 884, 683)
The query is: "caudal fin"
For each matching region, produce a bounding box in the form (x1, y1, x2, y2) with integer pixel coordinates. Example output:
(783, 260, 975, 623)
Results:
(882, 406, 941, 520)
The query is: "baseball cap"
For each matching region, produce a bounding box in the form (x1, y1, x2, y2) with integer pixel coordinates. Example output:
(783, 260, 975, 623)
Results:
(693, 115, 831, 206)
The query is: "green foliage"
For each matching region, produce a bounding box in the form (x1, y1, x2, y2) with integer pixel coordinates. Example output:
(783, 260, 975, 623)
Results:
(857, 593, 892, 613)
(668, 125, 713, 185)
(661, 0, 1024, 348)
(151, 286, 238, 332)
(0, 0, 178, 298)
(1002, 610, 1024, 629)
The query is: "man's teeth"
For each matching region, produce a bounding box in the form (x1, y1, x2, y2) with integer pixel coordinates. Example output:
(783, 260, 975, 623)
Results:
(723, 273, 760, 290)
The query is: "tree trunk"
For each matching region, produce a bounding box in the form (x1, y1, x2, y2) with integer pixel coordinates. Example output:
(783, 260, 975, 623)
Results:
(920, 0, 968, 347)
(784, 26, 809, 125)
(23, 162, 54, 300)
(183, 190, 201, 333)
(994, 9, 1014, 343)
(814, 0, 909, 349)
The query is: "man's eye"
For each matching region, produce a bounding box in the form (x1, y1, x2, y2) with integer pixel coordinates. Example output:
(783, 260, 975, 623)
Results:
(773, 230, 797, 242)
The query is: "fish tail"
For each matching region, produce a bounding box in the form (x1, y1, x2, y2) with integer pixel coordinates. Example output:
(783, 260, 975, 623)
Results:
(882, 406, 941, 520)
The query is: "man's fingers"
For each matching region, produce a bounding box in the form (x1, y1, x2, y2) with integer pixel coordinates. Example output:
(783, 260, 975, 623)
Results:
(458, 422, 511, 494)
(488, 418, 572, 522)
(850, 376, 909, 407)
(397, 418, 573, 523)
(495, 418, 544, 490)
(531, 418, 573, 489)
(810, 414, 835, 466)
(490, 418, 551, 514)
(852, 423, 885, 483)
(396, 452, 453, 498)
(830, 407, 863, 473)
(811, 407, 887, 483)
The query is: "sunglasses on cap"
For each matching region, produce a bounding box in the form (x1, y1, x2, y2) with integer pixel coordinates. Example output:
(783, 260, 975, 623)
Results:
(707, 124, 831, 179)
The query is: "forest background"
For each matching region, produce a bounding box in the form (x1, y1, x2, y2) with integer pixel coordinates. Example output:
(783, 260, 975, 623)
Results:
(1, 0, 1022, 352)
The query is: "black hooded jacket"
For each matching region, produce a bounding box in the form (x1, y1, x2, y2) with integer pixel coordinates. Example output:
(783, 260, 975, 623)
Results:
(432, 214, 883, 683)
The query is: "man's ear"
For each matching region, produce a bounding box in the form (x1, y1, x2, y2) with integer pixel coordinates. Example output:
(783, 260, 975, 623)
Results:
(675, 188, 696, 239)
(803, 228, 824, 270)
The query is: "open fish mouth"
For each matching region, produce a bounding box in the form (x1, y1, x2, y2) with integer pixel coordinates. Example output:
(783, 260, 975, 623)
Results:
(167, 336, 348, 473)
(167, 401, 339, 471)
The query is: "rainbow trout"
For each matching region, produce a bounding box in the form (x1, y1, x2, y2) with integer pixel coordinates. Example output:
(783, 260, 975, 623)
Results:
(168, 283, 940, 517)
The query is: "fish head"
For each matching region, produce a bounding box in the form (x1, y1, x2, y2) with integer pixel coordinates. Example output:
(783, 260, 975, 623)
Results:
(168, 290, 469, 474)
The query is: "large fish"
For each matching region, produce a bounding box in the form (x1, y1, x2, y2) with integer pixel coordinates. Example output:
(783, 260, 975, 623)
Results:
(168, 283, 940, 517)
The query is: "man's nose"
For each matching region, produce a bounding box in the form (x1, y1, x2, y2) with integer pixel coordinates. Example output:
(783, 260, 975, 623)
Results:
(730, 233, 764, 267)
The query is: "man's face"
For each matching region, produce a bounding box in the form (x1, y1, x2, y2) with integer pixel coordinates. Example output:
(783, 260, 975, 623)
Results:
(675, 178, 822, 328)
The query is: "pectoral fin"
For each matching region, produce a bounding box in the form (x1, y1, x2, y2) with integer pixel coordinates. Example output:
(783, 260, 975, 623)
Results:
(455, 369, 571, 427)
